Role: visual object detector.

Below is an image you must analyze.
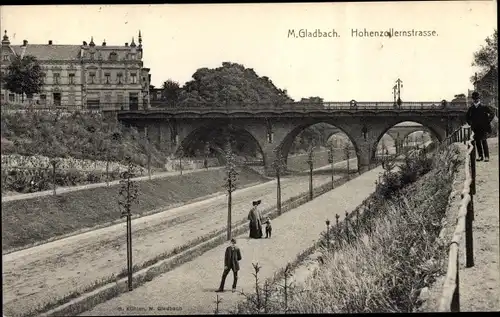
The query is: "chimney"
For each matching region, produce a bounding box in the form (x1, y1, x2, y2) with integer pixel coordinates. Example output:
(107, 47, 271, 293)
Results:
(23, 40, 28, 46)
(83, 41, 87, 46)
(125, 42, 128, 47)
(48, 40, 53, 45)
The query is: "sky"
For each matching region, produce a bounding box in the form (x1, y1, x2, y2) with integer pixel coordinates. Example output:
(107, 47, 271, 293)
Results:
(1, 2, 497, 102)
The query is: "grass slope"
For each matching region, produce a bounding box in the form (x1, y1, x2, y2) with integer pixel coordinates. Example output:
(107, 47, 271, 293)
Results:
(2, 166, 268, 251)
(235, 146, 461, 313)
(287, 149, 356, 172)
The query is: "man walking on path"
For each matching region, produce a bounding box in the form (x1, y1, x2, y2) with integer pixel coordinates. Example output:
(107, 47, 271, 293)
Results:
(466, 91, 496, 162)
(216, 238, 242, 293)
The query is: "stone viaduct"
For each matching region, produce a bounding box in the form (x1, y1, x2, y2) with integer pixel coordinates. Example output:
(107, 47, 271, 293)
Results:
(323, 124, 435, 145)
(117, 101, 467, 174)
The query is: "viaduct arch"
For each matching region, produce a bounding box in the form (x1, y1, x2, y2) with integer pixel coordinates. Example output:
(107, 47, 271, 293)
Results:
(119, 106, 465, 175)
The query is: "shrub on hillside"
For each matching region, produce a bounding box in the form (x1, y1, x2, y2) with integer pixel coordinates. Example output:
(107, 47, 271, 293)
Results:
(1, 167, 123, 193)
(1, 110, 165, 168)
(235, 144, 461, 314)
(374, 148, 433, 200)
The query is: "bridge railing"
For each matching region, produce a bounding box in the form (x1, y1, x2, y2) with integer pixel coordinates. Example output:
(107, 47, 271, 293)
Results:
(2, 101, 468, 113)
(437, 125, 476, 312)
(145, 101, 467, 113)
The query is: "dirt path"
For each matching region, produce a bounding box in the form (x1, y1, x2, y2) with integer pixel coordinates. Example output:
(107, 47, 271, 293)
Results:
(80, 166, 384, 316)
(458, 137, 499, 311)
(2, 159, 356, 317)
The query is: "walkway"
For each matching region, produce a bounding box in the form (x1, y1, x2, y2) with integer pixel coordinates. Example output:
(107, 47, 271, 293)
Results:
(459, 137, 499, 311)
(81, 165, 384, 315)
(2, 158, 356, 317)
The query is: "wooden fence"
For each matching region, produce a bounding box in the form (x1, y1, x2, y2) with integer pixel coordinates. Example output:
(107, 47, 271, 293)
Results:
(438, 126, 476, 312)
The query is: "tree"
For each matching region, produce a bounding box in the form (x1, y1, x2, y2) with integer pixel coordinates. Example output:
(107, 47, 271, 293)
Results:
(471, 29, 497, 81)
(177, 144, 184, 175)
(178, 62, 293, 107)
(306, 145, 314, 200)
(299, 96, 324, 108)
(328, 144, 335, 189)
(272, 148, 286, 214)
(223, 140, 239, 240)
(117, 157, 140, 291)
(203, 142, 211, 170)
(161, 79, 181, 107)
(3, 55, 45, 103)
(344, 143, 351, 179)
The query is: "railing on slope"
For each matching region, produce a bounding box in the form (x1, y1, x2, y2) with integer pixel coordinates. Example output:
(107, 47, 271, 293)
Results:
(438, 126, 476, 312)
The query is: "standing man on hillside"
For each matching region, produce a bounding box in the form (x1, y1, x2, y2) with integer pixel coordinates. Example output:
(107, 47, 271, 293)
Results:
(466, 91, 496, 162)
(216, 238, 242, 293)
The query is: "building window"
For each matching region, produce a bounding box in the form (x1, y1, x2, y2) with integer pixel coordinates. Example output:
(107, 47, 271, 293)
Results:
(117, 72, 123, 84)
(90, 52, 95, 60)
(53, 73, 60, 85)
(104, 72, 111, 84)
(53, 93, 61, 106)
(0, 93, 4, 101)
(109, 52, 118, 61)
(69, 73, 75, 85)
(9, 94, 15, 102)
(117, 92, 124, 108)
(130, 73, 137, 84)
(3, 55, 9, 61)
(68, 93, 75, 106)
(104, 92, 112, 108)
(89, 72, 96, 84)
(87, 99, 100, 110)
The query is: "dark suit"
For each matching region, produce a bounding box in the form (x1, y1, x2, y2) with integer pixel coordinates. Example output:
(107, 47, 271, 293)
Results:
(466, 103, 495, 158)
(218, 245, 242, 290)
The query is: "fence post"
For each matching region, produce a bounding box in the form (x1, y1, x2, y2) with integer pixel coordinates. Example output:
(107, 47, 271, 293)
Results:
(451, 253, 460, 312)
(465, 140, 476, 268)
(345, 211, 349, 243)
(470, 139, 476, 222)
(465, 195, 475, 268)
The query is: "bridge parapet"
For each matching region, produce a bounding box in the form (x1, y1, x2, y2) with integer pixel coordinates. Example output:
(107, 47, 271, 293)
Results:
(144, 100, 467, 113)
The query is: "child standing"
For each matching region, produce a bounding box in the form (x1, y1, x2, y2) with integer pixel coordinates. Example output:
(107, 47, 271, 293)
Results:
(264, 217, 272, 238)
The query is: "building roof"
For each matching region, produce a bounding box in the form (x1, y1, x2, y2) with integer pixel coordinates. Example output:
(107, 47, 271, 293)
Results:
(11, 44, 81, 60)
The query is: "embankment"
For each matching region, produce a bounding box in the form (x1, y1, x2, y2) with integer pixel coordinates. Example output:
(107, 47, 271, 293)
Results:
(1, 166, 268, 252)
(235, 145, 462, 313)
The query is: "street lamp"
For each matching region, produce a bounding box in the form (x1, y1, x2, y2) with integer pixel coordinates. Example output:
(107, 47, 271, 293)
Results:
(395, 78, 403, 108)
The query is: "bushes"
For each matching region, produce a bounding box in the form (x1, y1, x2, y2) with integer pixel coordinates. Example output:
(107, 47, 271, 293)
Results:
(235, 145, 461, 314)
(374, 150, 434, 200)
(1, 110, 164, 193)
(2, 166, 123, 193)
(1, 110, 165, 168)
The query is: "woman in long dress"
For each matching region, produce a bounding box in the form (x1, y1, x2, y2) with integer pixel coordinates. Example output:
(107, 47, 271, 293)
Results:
(248, 200, 263, 239)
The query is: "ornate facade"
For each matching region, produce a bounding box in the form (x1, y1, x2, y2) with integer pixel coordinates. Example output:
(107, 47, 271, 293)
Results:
(1, 30, 150, 111)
